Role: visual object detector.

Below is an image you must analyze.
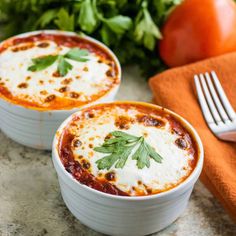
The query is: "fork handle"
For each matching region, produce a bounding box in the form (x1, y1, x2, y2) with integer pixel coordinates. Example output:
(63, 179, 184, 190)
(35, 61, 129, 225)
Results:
(218, 131, 236, 142)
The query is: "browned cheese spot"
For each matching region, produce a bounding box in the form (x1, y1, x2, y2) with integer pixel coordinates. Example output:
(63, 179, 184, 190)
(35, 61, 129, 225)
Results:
(85, 111, 95, 119)
(81, 159, 91, 169)
(115, 116, 134, 130)
(88, 112, 94, 118)
(105, 171, 116, 181)
(107, 62, 114, 67)
(59, 86, 68, 93)
(132, 186, 136, 191)
(44, 94, 56, 103)
(69, 92, 80, 99)
(40, 90, 48, 95)
(136, 114, 164, 127)
(172, 127, 183, 136)
(26, 76, 31, 81)
(106, 70, 114, 77)
(175, 138, 188, 150)
(11, 43, 34, 52)
(83, 66, 89, 72)
(17, 82, 28, 89)
(61, 78, 72, 85)
(37, 42, 49, 48)
(52, 71, 61, 77)
(146, 188, 152, 194)
(105, 133, 112, 140)
(73, 139, 82, 148)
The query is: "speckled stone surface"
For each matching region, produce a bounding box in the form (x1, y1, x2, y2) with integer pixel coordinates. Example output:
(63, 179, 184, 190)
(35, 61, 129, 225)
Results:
(0, 66, 235, 236)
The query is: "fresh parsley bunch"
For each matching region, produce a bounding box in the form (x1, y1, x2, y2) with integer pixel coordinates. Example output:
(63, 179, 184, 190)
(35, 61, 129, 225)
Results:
(0, 0, 182, 76)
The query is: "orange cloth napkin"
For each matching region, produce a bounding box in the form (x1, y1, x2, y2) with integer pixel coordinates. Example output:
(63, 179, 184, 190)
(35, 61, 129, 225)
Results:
(149, 52, 236, 222)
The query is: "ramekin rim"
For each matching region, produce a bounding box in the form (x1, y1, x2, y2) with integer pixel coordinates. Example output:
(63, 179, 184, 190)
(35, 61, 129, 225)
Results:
(0, 29, 121, 113)
(52, 101, 204, 201)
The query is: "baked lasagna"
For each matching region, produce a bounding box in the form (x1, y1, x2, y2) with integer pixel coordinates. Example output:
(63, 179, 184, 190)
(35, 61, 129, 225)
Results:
(58, 102, 199, 196)
(0, 32, 120, 110)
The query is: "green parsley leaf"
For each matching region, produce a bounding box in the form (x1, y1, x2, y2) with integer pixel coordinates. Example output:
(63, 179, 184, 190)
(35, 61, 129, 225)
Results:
(134, 1, 162, 50)
(94, 131, 163, 170)
(145, 141, 163, 163)
(65, 48, 89, 62)
(54, 8, 74, 31)
(110, 131, 140, 142)
(28, 55, 58, 72)
(57, 55, 73, 77)
(36, 9, 58, 28)
(100, 24, 116, 46)
(103, 15, 132, 35)
(78, 0, 97, 33)
(96, 153, 119, 170)
(28, 48, 90, 76)
(132, 138, 151, 169)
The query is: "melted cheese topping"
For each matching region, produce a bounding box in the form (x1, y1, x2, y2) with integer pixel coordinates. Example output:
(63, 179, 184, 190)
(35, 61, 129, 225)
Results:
(60, 103, 198, 196)
(0, 34, 119, 110)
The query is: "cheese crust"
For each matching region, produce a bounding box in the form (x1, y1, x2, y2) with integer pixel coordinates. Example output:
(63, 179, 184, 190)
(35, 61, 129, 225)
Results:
(58, 103, 199, 196)
(0, 33, 119, 110)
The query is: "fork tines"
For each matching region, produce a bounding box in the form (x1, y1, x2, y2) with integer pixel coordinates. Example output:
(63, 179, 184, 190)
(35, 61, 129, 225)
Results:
(194, 71, 236, 125)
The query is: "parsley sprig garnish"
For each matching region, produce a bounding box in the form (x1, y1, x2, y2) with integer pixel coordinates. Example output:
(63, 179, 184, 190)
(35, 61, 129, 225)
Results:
(28, 48, 89, 76)
(94, 131, 163, 170)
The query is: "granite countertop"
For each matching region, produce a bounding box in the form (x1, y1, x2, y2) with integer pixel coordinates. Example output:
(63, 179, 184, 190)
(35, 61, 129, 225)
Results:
(0, 66, 235, 236)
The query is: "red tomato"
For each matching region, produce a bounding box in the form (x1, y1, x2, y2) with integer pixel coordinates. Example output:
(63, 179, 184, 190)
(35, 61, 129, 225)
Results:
(159, 0, 236, 67)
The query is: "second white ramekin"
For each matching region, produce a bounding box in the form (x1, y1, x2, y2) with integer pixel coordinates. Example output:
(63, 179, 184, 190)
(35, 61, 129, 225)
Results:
(0, 30, 121, 150)
(52, 101, 204, 236)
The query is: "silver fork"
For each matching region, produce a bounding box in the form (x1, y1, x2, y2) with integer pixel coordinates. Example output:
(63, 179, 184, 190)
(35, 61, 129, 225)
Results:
(194, 71, 236, 142)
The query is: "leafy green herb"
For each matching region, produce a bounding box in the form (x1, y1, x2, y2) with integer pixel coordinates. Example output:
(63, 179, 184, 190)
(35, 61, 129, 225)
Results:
(36, 9, 58, 28)
(134, 1, 162, 50)
(28, 48, 89, 76)
(54, 8, 74, 31)
(103, 15, 132, 35)
(57, 55, 73, 77)
(78, 0, 97, 33)
(28, 55, 58, 72)
(65, 48, 89, 62)
(94, 131, 163, 170)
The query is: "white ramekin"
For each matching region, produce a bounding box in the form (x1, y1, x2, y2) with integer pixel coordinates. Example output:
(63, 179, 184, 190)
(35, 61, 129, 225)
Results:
(0, 30, 121, 150)
(52, 101, 204, 236)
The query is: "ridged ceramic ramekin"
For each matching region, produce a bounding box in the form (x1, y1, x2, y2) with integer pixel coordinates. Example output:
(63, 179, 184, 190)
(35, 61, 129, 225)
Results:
(0, 30, 121, 150)
(52, 101, 204, 236)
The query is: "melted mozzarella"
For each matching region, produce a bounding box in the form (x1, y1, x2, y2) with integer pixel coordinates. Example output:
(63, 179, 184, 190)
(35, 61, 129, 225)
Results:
(70, 106, 195, 196)
(0, 40, 116, 108)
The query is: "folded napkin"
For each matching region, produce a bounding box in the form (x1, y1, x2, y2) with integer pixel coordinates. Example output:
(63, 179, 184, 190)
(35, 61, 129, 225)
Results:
(149, 52, 236, 222)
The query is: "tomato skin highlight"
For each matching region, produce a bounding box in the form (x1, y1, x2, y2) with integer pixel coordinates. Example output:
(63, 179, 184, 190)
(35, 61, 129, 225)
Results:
(159, 0, 236, 67)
